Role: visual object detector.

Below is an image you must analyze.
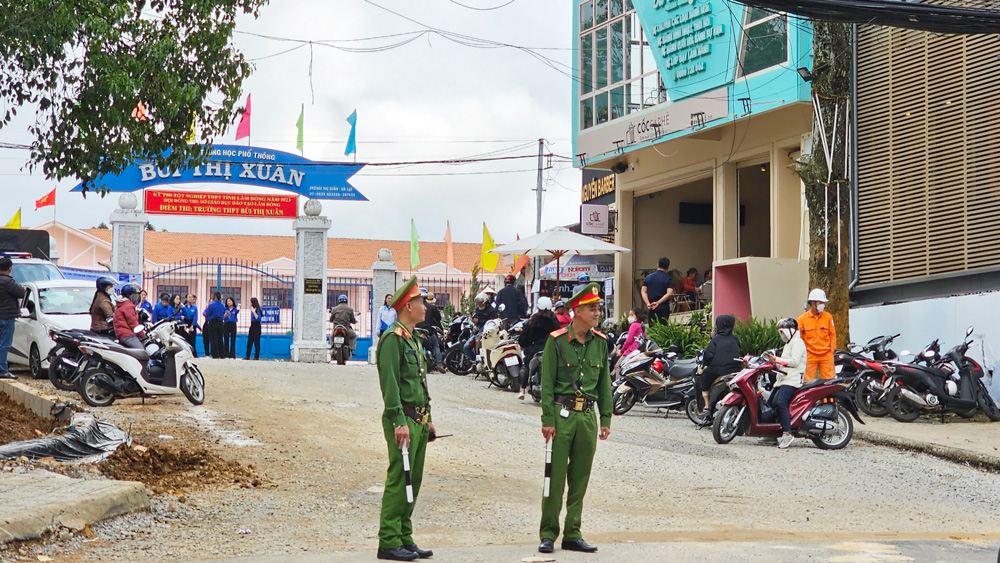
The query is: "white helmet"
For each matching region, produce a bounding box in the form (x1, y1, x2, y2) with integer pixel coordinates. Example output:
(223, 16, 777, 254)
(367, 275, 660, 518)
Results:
(536, 297, 553, 311)
(474, 292, 490, 307)
(807, 288, 828, 303)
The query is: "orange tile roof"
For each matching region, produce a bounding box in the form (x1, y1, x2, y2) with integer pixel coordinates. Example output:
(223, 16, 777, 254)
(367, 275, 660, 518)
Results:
(84, 229, 484, 272)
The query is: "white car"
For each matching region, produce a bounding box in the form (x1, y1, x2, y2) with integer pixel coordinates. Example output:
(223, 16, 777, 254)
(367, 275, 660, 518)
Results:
(10, 280, 95, 379)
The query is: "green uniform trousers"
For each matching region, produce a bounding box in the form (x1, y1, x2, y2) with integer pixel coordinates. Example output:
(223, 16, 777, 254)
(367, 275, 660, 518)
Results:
(378, 416, 429, 549)
(540, 409, 597, 542)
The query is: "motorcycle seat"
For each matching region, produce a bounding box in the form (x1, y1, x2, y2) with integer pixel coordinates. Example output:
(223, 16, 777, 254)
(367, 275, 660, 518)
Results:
(105, 342, 150, 362)
(668, 359, 698, 380)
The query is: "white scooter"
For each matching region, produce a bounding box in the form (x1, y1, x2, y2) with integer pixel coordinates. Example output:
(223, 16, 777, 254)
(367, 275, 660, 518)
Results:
(476, 318, 524, 391)
(75, 319, 205, 407)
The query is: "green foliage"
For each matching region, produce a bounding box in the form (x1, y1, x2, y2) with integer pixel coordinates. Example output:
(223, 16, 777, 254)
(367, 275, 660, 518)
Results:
(646, 316, 711, 359)
(463, 261, 482, 316)
(733, 317, 783, 357)
(0, 0, 268, 193)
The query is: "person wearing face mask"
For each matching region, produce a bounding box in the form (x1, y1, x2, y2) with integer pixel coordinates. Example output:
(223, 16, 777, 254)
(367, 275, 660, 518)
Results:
(766, 318, 807, 449)
(113, 283, 147, 350)
(611, 307, 646, 368)
(796, 288, 836, 382)
(89, 277, 118, 337)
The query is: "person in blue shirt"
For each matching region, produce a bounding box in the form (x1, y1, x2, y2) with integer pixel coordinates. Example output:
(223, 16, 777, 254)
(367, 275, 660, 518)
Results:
(222, 297, 240, 359)
(152, 293, 173, 323)
(641, 257, 674, 325)
(179, 294, 200, 358)
(202, 292, 226, 359)
(138, 290, 154, 319)
(245, 297, 262, 360)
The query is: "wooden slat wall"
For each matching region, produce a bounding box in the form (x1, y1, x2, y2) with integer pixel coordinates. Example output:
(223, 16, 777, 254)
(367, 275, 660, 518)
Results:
(857, 18, 1000, 286)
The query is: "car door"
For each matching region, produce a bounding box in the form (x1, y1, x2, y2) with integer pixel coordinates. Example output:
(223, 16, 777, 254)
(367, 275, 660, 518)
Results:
(10, 285, 34, 366)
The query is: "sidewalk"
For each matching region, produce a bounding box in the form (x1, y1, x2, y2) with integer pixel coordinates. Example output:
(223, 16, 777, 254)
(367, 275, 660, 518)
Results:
(856, 415, 1000, 470)
(0, 469, 149, 544)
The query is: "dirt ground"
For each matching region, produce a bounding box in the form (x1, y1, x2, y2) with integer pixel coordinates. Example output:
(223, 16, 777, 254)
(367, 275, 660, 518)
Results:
(0, 393, 58, 445)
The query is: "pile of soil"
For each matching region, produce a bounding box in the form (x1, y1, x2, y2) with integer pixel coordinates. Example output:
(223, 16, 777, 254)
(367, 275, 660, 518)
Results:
(99, 443, 263, 494)
(0, 393, 60, 445)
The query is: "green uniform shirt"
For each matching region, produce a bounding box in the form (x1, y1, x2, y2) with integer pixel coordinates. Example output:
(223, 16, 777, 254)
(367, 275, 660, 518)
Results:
(540, 327, 612, 428)
(377, 320, 431, 427)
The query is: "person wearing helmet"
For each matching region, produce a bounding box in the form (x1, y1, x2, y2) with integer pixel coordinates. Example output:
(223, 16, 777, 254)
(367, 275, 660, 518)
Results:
(766, 318, 807, 449)
(495, 274, 528, 323)
(796, 288, 836, 382)
(571, 273, 591, 298)
(89, 276, 118, 337)
(329, 293, 358, 357)
(553, 299, 572, 329)
(516, 296, 560, 400)
(463, 292, 499, 363)
(113, 283, 147, 350)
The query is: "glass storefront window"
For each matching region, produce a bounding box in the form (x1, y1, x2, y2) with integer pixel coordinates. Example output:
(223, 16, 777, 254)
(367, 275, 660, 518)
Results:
(739, 14, 788, 77)
(610, 0, 624, 18)
(627, 80, 643, 114)
(611, 20, 624, 83)
(610, 86, 625, 120)
(581, 97, 594, 130)
(595, 92, 609, 125)
(581, 33, 593, 94)
(580, 1, 593, 31)
(747, 7, 773, 24)
(641, 41, 657, 76)
(596, 27, 608, 90)
(595, 0, 608, 25)
(626, 15, 640, 80)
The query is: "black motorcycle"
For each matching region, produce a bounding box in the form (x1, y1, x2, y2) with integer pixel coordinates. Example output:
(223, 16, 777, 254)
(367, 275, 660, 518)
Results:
(882, 327, 1000, 422)
(46, 327, 116, 391)
(443, 315, 476, 375)
(612, 348, 697, 416)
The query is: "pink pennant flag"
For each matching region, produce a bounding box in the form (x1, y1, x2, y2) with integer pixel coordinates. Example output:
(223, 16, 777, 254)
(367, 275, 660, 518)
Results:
(235, 94, 251, 140)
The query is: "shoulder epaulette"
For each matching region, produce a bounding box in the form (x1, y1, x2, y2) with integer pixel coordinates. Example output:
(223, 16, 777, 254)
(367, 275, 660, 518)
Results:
(394, 326, 408, 338)
(550, 328, 568, 338)
(593, 329, 607, 339)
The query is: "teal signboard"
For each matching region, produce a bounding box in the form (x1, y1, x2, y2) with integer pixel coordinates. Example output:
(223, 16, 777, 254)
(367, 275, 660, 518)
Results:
(632, 0, 743, 100)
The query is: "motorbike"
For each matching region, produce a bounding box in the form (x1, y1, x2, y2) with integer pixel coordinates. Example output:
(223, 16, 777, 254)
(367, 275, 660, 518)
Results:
(75, 319, 205, 408)
(526, 350, 543, 403)
(839, 334, 900, 417)
(612, 346, 698, 416)
(414, 325, 444, 372)
(46, 327, 117, 391)
(881, 326, 1000, 422)
(475, 318, 524, 391)
(330, 324, 352, 365)
(712, 350, 864, 449)
(686, 352, 741, 427)
(443, 315, 476, 375)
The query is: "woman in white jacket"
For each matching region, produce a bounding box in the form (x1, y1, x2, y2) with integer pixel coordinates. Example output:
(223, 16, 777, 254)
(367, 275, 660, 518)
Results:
(766, 318, 807, 449)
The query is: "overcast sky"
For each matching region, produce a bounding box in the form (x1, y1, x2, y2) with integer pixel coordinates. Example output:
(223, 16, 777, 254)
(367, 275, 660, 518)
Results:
(0, 0, 581, 246)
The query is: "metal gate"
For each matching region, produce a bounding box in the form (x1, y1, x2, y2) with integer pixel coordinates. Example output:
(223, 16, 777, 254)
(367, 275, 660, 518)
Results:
(145, 259, 294, 360)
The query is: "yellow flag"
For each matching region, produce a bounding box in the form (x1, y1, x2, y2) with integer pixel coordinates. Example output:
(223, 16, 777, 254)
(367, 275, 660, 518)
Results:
(4, 208, 20, 229)
(480, 223, 499, 272)
(186, 118, 196, 143)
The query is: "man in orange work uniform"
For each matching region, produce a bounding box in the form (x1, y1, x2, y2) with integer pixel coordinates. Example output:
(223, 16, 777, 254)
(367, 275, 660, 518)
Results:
(796, 288, 836, 381)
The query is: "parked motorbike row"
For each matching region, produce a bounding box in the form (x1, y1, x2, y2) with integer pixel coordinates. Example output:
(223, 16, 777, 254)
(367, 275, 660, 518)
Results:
(45, 316, 205, 408)
(431, 315, 532, 393)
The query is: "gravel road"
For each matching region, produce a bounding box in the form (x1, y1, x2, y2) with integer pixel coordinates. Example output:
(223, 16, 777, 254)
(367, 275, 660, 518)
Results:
(6, 359, 1000, 562)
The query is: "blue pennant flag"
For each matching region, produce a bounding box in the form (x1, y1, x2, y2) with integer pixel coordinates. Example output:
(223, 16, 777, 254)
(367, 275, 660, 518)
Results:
(345, 109, 358, 156)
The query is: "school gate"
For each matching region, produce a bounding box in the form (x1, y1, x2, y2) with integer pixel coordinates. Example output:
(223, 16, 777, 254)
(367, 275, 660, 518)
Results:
(145, 259, 374, 360)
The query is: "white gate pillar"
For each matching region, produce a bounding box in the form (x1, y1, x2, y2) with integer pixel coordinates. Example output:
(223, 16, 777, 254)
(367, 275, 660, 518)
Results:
(369, 248, 398, 363)
(109, 193, 147, 276)
(291, 199, 331, 363)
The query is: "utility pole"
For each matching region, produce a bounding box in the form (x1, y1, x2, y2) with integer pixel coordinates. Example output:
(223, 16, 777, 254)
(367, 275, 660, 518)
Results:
(532, 138, 545, 306)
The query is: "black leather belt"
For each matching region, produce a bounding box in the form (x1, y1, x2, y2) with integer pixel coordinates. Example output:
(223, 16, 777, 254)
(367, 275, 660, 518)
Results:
(402, 404, 430, 424)
(555, 394, 595, 412)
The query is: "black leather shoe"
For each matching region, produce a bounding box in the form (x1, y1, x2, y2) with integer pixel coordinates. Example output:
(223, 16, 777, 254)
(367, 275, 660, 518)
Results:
(562, 539, 598, 553)
(377, 546, 418, 561)
(538, 538, 555, 553)
(402, 544, 433, 558)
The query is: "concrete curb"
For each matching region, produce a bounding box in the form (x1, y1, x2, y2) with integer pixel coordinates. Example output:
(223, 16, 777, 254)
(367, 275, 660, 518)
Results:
(0, 379, 75, 422)
(0, 469, 150, 544)
(856, 429, 1000, 472)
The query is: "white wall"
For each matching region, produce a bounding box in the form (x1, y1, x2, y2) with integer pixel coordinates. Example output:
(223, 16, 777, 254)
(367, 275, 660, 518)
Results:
(850, 292, 1000, 400)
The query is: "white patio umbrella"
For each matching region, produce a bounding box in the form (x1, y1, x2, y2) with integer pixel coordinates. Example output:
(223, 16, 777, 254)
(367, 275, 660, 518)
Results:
(488, 227, 630, 299)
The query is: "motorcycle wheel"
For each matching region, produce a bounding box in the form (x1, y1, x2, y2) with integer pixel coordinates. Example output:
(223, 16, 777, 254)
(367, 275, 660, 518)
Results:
(181, 365, 205, 405)
(810, 407, 854, 450)
(854, 373, 889, 418)
(885, 385, 921, 422)
(531, 390, 541, 403)
(48, 348, 80, 391)
(338, 346, 348, 365)
(76, 367, 116, 408)
(612, 389, 636, 415)
(685, 396, 705, 425)
(491, 362, 513, 391)
(977, 383, 1000, 422)
(506, 364, 521, 391)
(712, 404, 743, 444)
(444, 348, 474, 376)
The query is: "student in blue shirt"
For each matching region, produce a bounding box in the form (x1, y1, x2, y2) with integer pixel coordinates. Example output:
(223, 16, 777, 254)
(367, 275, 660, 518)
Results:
(202, 292, 226, 359)
(222, 297, 240, 359)
(179, 294, 200, 358)
(138, 290, 154, 319)
(152, 293, 172, 323)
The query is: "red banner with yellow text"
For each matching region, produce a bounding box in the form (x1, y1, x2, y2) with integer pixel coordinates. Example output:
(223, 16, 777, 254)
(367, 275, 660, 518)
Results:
(144, 190, 297, 218)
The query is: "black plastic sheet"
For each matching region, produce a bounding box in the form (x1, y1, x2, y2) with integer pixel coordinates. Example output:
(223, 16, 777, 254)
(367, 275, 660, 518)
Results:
(0, 413, 127, 463)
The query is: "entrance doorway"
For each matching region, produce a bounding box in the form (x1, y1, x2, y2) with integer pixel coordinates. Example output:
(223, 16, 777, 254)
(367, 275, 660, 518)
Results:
(738, 163, 771, 258)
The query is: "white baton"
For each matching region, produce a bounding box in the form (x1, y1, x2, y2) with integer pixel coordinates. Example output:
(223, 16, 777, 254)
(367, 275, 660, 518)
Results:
(543, 438, 553, 498)
(401, 444, 414, 504)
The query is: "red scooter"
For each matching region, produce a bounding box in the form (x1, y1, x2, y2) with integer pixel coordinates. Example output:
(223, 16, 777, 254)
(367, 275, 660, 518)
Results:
(712, 350, 865, 449)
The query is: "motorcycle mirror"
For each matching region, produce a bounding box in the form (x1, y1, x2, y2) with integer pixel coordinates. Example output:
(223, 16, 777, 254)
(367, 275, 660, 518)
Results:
(900, 350, 910, 356)
(966, 326, 974, 337)
(19, 307, 30, 318)
(923, 349, 936, 358)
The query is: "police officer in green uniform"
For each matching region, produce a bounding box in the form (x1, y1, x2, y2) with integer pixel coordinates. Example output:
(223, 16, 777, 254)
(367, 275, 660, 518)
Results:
(376, 276, 436, 561)
(538, 282, 612, 554)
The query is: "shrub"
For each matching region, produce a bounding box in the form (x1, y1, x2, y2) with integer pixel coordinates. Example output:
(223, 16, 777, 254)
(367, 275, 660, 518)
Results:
(646, 315, 711, 359)
(733, 317, 783, 357)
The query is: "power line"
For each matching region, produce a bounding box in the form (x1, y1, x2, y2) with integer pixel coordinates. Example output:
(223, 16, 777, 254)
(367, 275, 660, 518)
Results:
(447, 0, 517, 11)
